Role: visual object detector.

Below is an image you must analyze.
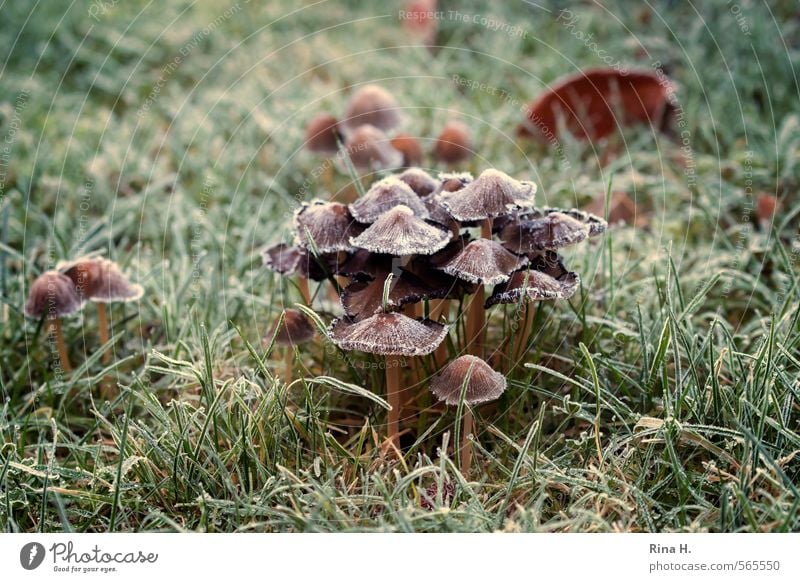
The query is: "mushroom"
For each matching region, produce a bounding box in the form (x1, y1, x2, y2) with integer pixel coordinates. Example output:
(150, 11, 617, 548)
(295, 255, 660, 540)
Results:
(304, 113, 343, 193)
(436, 238, 528, 286)
(349, 177, 429, 224)
(262, 242, 343, 304)
(429, 355, 506, 473)
(265, 308, 316, 384)
(390, 134, 423, 167)
(330, 309, 448, 449)
(342, 124, 404, 172)
(433, 120, 473, 166)
(24, 270, 83, 373)
(59, 257, 143, 365)
(500, 211, 591, 253)
(397, 167, 439, 197)
(342, 85, 402, 132)
(349, 205, 450, 256)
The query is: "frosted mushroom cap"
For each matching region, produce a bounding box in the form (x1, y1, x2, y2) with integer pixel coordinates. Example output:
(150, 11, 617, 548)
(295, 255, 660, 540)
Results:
(349, 177, 429, 223)
(501, 211, 591, 253)
(397, 168, 439, 197)
(266, 308, 316, 346)
(261, 242, 339, 281)
(343, 124, 403, 170)
(60, 257, 143, 303)
(304, 113, 341, 155)
(430, 355, 507, 406)
(329, 312, 448, 356)
(349, 205, 451, 256)
(293, 200, 363, 253)
(24, 270, 83, 319)
(342, 85, 402, 132)
(440, 168, 536, 221)
(485, 253, 580, 307)
(437, 238, 528, 285)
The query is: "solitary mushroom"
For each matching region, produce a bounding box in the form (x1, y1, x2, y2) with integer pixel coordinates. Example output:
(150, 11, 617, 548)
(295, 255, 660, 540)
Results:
(330, 309, 448, 449)
(342, 85, 402, 132)
(429, 355, 506, 473)
(265, 308, 316, 384)
(24, 270, 83, 373)
(59, 257, 143, 365)
(433, 121, 473, 166)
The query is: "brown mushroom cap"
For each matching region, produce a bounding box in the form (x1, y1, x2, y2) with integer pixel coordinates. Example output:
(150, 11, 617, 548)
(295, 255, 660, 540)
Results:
(436, 238, 528, 285)
(397, 168, 439, 197)
(329, 312, 448, 356)
(24, 270, 83, 319)
(429, 354, 507, 405)
(423, 194, 459, 233)
(342, 85, 402, 132)
(485, 252, 580, 307)
(293, 200, 363, 253)
(304, 113, 342, 155)
(266, 308, 316, 346)
(349, 177, 428, 223)
(501, 211, 591, 253)
(349, 205, 450, 256)
(390, 134, 423, 167)
(60, 257, 143, 303)
(261, 242, 340, 281)
(337, 249, 392, 281)
(440, 168, 536, 221)
(433, 121, 473, 165)
(436, 171, 473, 194)
(343, 124, 403, 170)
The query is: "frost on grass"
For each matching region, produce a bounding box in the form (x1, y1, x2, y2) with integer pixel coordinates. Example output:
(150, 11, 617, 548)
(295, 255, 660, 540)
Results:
(438, 238, 527, 285)
(439, 168, 536, 221)
(429, 354, 507, 405)
(329, 312, 448, 356)
(349, 177, 429, 223)
(293, 200, 364, 253)
(349, 205, 451, 256)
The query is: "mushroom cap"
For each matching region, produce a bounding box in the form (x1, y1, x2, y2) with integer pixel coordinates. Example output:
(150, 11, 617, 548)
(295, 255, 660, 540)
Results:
(343, 124, 403, 170)
(329, 312, 448, 356)
(349, 177, 428, 223)
(397, 168, 439, 197)
(430, 354, 507, 406)
(24, 270, 83, 319)
(59, 257, 143, 303)
(433, 121, 473, 165)
(342, 85, 402, 132)
(555, 207, 608, 236)
(501, 211, 591, 253)
(435, 171, 473, 194)
(266, 308, 316, 346)
(485, 252, 580, 307)
(349, 205, 450, 256)
(337, 249, 392, 281)
(304, 113, 342, 155)
(439, 168, 537, 221)
(293, 200, 363, 253)
(436, 238, 528, 285)
(423, 194, 459, 233)
(390, 134, 423, 167)
(261, 242, 340, 281)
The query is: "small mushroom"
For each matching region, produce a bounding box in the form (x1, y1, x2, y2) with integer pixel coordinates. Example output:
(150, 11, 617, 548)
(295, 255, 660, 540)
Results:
(293, 200, 363, 254)
(429, 355, 506, 473)
(304, 113, 342, 156)
(390, 134, 423, 167)
(330, 310, 448, 449)
(433, 121, 473, 165)
(439, 168, 537, 223)
(349, 177, 429, 223)
(342, 85, 402, 132)
(398, 168, 439, 197)
(342, 124, 404, 171)
(500, 211, 591, 253)
(437, 238, 528, 285)
(59, 257, 143, 366)
(262, 242, 346, 304)
(24, 270, 84, 373)
(265, 308, 316, 384)
(435, 171, 473, 194)
(349, 205, 450, 256)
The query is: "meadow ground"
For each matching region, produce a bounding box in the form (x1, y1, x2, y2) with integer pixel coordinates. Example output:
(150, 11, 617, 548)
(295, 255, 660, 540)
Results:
(1, 0, 799, 532)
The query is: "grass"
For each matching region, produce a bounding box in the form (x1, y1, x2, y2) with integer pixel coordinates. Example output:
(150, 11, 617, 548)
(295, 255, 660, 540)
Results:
(1, 0, 799, 532)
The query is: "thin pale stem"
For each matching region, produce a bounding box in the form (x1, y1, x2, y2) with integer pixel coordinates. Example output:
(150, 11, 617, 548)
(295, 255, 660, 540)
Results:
(430, 299, 449, 367)
(460, 408, 474, 474)
(386, 355, 401, 452)
(298, 276, 312, 305)
(284, 347, 294, 385)
(511, 302, 535, 368)
(51, 318, 72, 374)
(466, 285, 485, 357)
(97, 302, 111, 364)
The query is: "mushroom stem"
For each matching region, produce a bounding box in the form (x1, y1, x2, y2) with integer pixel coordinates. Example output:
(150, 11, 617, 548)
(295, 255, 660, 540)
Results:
(386, 354, 402, 451)
(466, 286, 485, 357)
(298, 276, 312, 305)
(511, 302, 535, 366)
(284, 347, 294, 385)
(430, 299, 449, 366)
(323, 160, 334, 194)
(480, 218, 492, 239)
(51, 318, 72, 374)
(460, 408, 474, 474)
(97, 302, 111, 364)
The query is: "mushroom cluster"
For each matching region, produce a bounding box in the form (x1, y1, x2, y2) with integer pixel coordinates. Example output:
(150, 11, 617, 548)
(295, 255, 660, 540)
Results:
(262, 167, 606, 464)
(24, 257, 143, 374)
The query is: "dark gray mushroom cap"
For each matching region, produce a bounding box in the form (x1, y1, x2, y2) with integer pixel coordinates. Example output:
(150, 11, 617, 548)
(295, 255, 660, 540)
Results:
(423, 194, 459, 233)
(329, 312, 448, 356)
(342, 124, 403, 170)
(342, 85, 402, 132)
(266, 309, 316, 346)
(349, 205, 450, 256)
(430, 355, 507, 405)
(437, 238, 528, 285)
(398, 168, 439, 197)
(439, 168, 536, 221)
(501, 211, 591, 253)
(485, 253, 580, 307)
(293, 200, 363, 253)
(261, 243, 341, 281)
(59, 257, 143, 303)
(24, 270, 83, 319)
(349, 177, 428, 223)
